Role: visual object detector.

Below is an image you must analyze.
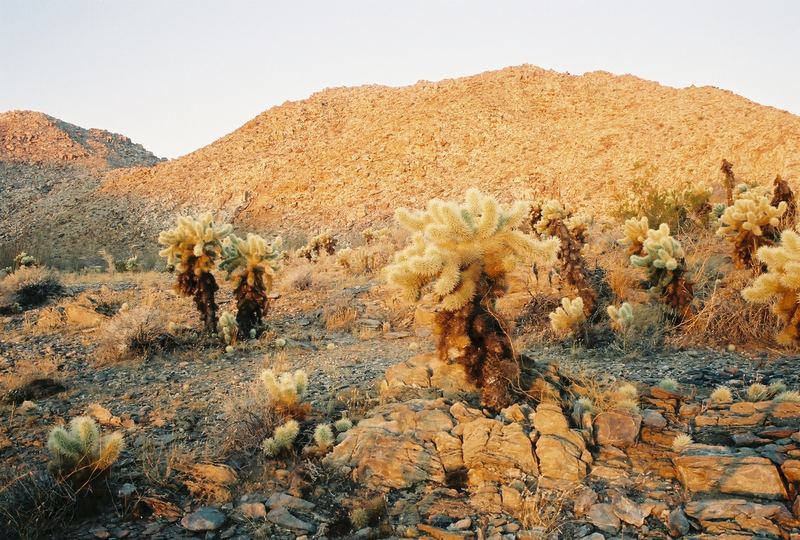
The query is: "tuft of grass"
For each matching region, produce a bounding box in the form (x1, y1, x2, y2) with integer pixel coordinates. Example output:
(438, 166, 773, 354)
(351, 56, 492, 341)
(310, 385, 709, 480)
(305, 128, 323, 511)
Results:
(709, 385, 733, 404)
(518, 484, 575, 535)
(774, 390, 800, 403)
(768, 380, 787, 397)
(95, 303, 172, 363)
(672, 433, 694, 452)
(658, 377, 680, 393)
(746, 383, 770, 402)
(0, 267, 64, 311)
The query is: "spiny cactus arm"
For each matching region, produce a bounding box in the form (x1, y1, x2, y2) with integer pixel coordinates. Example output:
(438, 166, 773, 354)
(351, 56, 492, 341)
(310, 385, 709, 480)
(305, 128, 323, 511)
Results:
(95, 432, 123, 470)
(47, 427, 84, 464)
(620, 217, 649, 255)
(549, 296, 586, 335)
(70, 416, 100, 452)
(293, 370, 308, 397)
(440, 262, 481, 311)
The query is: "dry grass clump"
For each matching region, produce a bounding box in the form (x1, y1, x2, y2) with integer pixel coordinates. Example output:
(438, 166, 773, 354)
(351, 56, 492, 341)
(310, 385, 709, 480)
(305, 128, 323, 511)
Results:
(95, 303, 172, 363)
(0, 357, 62, 404)
(323, 292, 360, 332)
(221, 385, 282, 457)
(774, 390, 800, 403)
(518, 484, 575, 535)
(672, 433, 694, 452)
(709, 385, 733, 404)
(0, 470, 78, 540)
(0, 266, 64, 311)
(746, 383, 770, 402)
(336, 244, 392, 275)
(277, 261, 315, 291)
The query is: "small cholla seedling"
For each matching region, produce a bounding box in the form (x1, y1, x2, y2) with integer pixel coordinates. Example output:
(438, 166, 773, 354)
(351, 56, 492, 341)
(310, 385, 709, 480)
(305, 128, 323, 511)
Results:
(746, 383, 770, 402)
(220, 233, 282, 337)
(362, 227, 391, 245)
(218, 311, 238, 346)
(47, 416, 123, 489)
(607, 302, 634, 332)
(716, 186, 787, 268)
(630, 223, 693, 320)
(672, 433, 693, 452)
(350, 508, 370, 530)
(576, 397, 595, 414)
(658, 377, 680, 393)
(158, 213, 232, 332)
(710, 385, 733, 404)
(614, 398, 640, 414)
(261, 368, 309, 417)
(533, 199, 596, 314)
(334, 416, 353, 433)
(13, 251, 39, 269)
(297, 230, 337, 261)
(742, 229, 800, 344)
(711, 203, 727, 220)
(619, 217, 649, 256)
(386, 189, 559, 409)
(313, 423, 335, 451)
(261, 419, 300, 457)
(775, 390, 800, 403)
(549, 297, 586, 337)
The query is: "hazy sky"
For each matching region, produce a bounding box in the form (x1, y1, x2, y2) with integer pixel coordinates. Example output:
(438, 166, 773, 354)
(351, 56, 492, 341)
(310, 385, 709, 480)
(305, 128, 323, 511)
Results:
(2, 1, 799, 158)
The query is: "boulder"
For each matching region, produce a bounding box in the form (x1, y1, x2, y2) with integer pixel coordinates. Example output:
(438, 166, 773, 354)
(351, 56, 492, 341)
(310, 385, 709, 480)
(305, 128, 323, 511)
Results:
(594, 410, 642, 448)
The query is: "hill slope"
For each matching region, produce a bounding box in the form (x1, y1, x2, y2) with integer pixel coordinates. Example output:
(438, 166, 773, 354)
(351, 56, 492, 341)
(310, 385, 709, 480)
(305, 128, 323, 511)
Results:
(100, 65, 800, 245)
(0, 111, 161, 266)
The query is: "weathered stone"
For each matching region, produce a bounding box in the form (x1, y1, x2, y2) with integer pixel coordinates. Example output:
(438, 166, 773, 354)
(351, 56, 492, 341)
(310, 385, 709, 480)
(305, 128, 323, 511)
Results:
(461, 418, 538, 478)
(180, 507, 226, 532)
(501, 403, 528, 423)
(418, 523, 474, 539)
(267, 507, 316, 533)
(381, 354, 478, 399)
(783, 460, 800, 483)
(685, 498, 795, 523)
(433, 432, 464, 472)
(674, 448, 788, 500)
(642, 409, 667, 429)
(718, 412, 766, 426)
(679, 403, 701, 417)
(730, 402, 756, 415)
(611, 493, 645, 527)
(266, 493, 315, 512)
(238, 502, 267, 519)
(532, 403, 570, 435)
(536, 434, 586, 481)
(587, 503, 620, 534)
(735, 514, 781, 536)
(573, 486, 598, 517)
(667, 507, 691, 537)
(594, 410, 642, 448)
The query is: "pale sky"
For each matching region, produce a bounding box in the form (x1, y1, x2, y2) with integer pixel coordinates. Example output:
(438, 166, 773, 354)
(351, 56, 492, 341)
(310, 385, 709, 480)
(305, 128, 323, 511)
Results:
(2, 1, 799, 159)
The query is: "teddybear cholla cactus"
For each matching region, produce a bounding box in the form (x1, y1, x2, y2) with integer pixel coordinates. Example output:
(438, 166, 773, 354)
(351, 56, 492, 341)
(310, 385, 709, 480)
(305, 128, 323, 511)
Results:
(261, 368, 310, 418)
(549, 297, 586, 337)
(220, 233, 281, 337)
(218, 311, 238, 345)
(47, 416, 123, 489)
(771, 175, 797, 230)
(607, 302, 634, 332)
(620, 217, 649, 256)
(297, 230, 337, 261)
(630, 223, 693, 320)
(158, 214, 233, 332)
(742, 229, 800, 344)
(387, 189, 559, 409)
(532, 199, 596, 315)
(716, 185, 787, 269)
(261, 419, 300, 457)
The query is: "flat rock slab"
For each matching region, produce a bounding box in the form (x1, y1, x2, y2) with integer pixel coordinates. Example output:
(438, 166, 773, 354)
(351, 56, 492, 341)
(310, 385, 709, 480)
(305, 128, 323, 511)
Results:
(266, 507, 316, 533)
(180, 506, 226, 532)
(594, 410, 642, 448)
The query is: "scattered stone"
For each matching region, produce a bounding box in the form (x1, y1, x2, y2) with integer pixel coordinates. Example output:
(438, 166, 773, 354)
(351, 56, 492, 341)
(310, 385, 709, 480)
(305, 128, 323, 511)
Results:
(642, 409, 667, 429)
(611, 493, 645, 527)
(238, 502, 267, 519)
(449, 517, 472, 530)
(265, 493, 315, 512)
(266, 507, 316, 533)
(587, 503, 620, 534)
(419, 523, 474, 539)
(594, 410, 642, 448)
(667, 507, 691, 537)
(180, 507, 226, 532)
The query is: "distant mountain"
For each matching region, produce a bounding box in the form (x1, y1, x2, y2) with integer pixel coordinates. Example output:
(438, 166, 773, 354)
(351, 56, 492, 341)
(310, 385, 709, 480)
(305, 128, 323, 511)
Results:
(5, 65, 800, 266)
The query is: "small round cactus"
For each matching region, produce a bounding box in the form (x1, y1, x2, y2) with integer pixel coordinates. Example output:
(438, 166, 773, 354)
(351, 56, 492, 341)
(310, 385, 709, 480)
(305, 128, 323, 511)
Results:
(672, 433, 694, 452)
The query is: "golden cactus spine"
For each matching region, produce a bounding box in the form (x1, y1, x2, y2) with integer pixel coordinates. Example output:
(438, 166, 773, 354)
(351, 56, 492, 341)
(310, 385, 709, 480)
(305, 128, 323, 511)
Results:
(158, 213, 232, 332)
(47, 416, 123, 490)
(742, 228, 800, 344)
(220, 233, 282, 337)
(386, 188, 558, 409)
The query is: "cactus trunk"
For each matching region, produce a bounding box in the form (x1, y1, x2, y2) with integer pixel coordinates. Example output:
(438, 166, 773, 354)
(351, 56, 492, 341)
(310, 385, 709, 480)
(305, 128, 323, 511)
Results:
(433, 274, 518, 409)
(177, 258, 220, 333)
(552, 220, 597, 316)
(234, 270, 268, 337)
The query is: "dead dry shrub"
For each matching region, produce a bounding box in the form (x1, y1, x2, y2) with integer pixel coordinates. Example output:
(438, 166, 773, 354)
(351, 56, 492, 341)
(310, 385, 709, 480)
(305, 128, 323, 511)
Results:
(138, 436, 195, 489)
(323, 292, 360, 332)
(95, 302, 173, 363)
(0, 266, 64, 312)
(0, 357, 64, 405)
(221, 383, 283, 457)
(278, 261, 315, 291)
(518, 483, 576, 535)
(0, 469, 78, 540)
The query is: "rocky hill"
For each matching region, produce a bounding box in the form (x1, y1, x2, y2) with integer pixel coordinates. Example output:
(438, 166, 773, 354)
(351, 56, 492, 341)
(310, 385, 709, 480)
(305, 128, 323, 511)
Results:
(5, 65, 800, 265)
(0, 111, 161, 266)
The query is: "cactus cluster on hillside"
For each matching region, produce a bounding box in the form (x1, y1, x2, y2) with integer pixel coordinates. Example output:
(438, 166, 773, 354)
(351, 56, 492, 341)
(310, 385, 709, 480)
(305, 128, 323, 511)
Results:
(47, 416, 123, 489)
(13, 251, 39, 269)
(220, 233, 282, 336)
(261, 368, 310, 417)
(607, 302, 634, 332)
(619, 217, 650, 256)
(297, 230, 337, 261)
(630, 223, 694, 320)
(742, 228, 800, 344)
(387, 189, 558, 408)
(218, 311, 238, 345)
(158, 213, 233, 332)
(261, 419, 300, 457)
(532, 199, 597, 315)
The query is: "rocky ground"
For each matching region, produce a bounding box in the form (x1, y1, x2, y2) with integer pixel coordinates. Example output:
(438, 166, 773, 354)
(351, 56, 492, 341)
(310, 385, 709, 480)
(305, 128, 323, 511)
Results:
(2, 270, 800, 540)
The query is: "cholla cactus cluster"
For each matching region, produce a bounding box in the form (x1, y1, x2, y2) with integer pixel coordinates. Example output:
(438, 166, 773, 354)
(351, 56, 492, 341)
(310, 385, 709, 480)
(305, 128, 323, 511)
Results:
(261, 368, 309, 416)
(716, 192, 786, 268)
(297, 230, 337, 261)
(710, 385, 733, 403)
(334, 416, 353, 433)
(672, 433, 694, 452)
(549, 297, 586, 337)
(532, 199, 596, 315)
(630, 223, 693, 320)
(14, 251, 39, 269)
(218, 311, 238, 345)
(220, 233, 282, 336)
(158, 214, 233, 332)
(742, 229, 800, 344)
(261, 419, 299, 457)
(313, 423, 335, 451)
(362, 227, 392, 245)
(47, 416, 123, 488)
(607, 302, 634, 332)
(386, 189, 558, 408)
(619, 217, 649, 256)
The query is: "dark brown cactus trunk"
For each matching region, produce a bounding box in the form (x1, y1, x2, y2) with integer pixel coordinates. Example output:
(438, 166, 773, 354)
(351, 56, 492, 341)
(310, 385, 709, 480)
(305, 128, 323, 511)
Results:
(234, 269, 269, 338)
(176, 256, 220, 333)
(721, 159, 736, 206)
(552, 221, 597, 316)
(662, 268, 694, 322)
(433, 275, 518, 409)
(772, 175, 796, 229)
